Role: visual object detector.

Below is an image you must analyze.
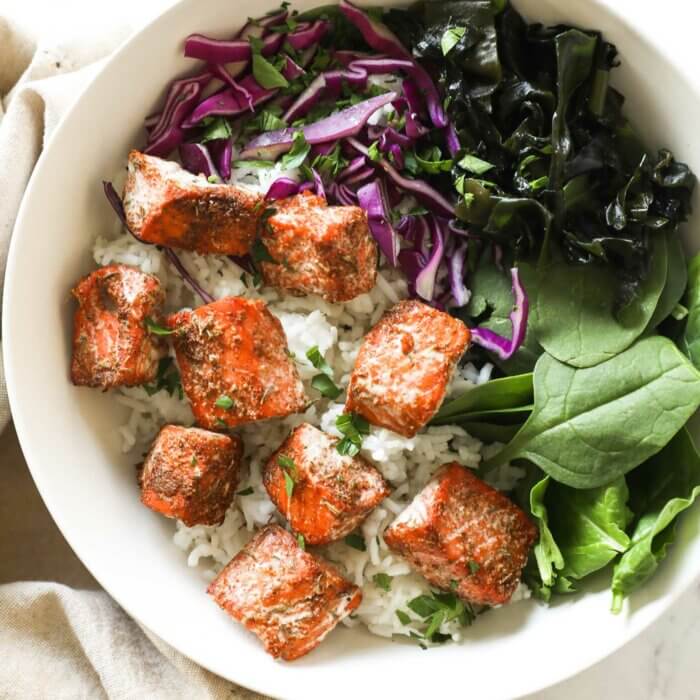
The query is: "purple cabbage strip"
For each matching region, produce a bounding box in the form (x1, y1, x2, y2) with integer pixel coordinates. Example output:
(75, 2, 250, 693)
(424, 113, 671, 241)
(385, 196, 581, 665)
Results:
(209, 138, 233, 180)
(357, 179, 400, 266)
(312, 169, 326, 200)
(346, 137, 455, 218)
(338, 0, 447, 129)
(282, 55, 306, 81)
(285, 20, 329, 50)
(179, 142, 219, 178)
(414, 216, 445, 301)
(148, 72, 212, 144)
(343, 165, 376, 187)
(145, 82, 202, 157)
(470, 268, 529, 359)
(229, 254, 254, 274)
(338, 155, 367, 181)
(236, 8, 289, 39)
(328, 182, 358, 206)
(448, 218, 470, 237)
(266, 177, 300, 200)
(163, 248, 215, 304)
(208, 63, 254, 110)
(283, 74, 326, 123)
(448, 240, 469, 307)
(242, 91, 397, 159)
(398, 249, 426, 297)
(183, 75, 275, 127)
(184, 31, 284, 64)
(102, 181, 214, 304)
(445, 123, 461, 158)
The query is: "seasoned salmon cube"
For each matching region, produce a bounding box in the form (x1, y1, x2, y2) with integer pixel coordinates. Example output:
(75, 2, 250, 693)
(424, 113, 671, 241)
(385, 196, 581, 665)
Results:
(167, 297, 306, 430)
(384, 463, 537, 606)
(260, 191, 377, 302)
(123, 150, 263, 255)
(71, 264, 165, 388)
(139, 424, 243, 526)
(208, 524, 361, 661)
(263, 423, 389, 545)
(345, 300, 470, 437)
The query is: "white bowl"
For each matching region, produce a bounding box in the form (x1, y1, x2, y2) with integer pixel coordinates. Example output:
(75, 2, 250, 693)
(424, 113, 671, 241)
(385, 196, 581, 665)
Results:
(4, 1, 700, 698)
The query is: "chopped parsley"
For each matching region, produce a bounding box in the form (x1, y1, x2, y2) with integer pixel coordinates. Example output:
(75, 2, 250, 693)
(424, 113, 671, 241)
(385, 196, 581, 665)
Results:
(344, 532, 366, 551)
(278, 454, 297, 501)
(143, 357, 182, 399)
(414, 146, 453, 175)
(251, 237, 275, 264)
(215, 394, 234, 410)
(236, 487, 254, 496)
(250, 37, 289, 89)
(440, 26, 466, 55)
(145, 317, 174, 335)
(311, 143, 348, 178)
(306, 345, 332, 374)
(335, 412, 370, 457)
(199, 115, 233, 143)
(395, 609, 411, 625)
(407, 591, 475, 642)
(280, 130, 311, 170)
(311, 374, 342, 399)
(458, 153, 495, 175)
(190, 455, 198, 467)
(468, 560, 480, 575)
(296, 533, 306, 550)
(232, 159, 276, 169)
(407, 205, 429, 216)
(215, 418, 228, 429)
(373, 573, 392, 592)
(367, 141, 381, 162)
(207, 174, 220, 184)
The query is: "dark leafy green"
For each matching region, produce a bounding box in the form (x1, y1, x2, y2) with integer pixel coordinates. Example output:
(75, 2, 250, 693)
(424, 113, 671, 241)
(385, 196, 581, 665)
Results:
(547, 478, 632, 580)
(533, 234, 668, 367)
(611, 428, 700, 611)
(483, 337, 700, 488)
(432, 372, 533, 423)
(681, 253, 700, 368)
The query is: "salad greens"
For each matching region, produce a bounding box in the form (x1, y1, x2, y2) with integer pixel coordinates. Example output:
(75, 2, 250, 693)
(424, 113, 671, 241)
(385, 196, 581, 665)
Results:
(137, 0, 700, 618)
(482, 337, 700, 488)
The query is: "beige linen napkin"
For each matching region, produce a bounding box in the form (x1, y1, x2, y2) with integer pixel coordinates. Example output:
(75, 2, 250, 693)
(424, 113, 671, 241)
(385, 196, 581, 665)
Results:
(0, 8, 266, 699)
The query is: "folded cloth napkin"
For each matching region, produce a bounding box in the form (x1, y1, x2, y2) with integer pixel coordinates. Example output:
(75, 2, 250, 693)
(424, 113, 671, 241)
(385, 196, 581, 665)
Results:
(0, 7, 267, 699)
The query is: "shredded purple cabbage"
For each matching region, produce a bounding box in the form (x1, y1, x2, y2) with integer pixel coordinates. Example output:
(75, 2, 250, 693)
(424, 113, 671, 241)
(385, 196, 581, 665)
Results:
(242, 91, 397, 159)
(470, 268, 529, 359)
(179, 142, 219, 178)
(357, 180, 399, 266)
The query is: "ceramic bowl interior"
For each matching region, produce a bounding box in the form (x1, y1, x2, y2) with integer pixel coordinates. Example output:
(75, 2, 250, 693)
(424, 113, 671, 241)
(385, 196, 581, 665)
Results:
(4, 1, 700, 698)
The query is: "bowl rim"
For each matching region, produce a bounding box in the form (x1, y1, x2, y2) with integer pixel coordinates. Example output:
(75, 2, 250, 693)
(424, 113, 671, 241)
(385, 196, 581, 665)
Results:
(4, 0, 700, 697)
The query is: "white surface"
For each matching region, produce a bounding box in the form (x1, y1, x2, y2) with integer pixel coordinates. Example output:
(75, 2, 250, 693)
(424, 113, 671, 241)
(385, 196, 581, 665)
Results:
(3, 0, 700, 698)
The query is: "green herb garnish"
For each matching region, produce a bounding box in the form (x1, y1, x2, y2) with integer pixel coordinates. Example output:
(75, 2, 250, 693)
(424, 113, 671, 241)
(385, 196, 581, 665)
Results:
(396, 610, 411, 625)
(237, 487, 254, 496)
(215, 395, 234, 410)
(297, 533, 306, 550)
(143, 357, 182, 398)
(199, 116, 232, 143)
(280, 130, 311, 170)
(344, 532, 366, 551)
(311, 374, 342, 399)
(373, 573, 392, 592)
(306, 345, 332, 374)
(440, 26, 466, 55)
(250, 38, 289, 89)
(145, 318, 174, 335)
(458, 154, 495, 175)
(335, 413, 370, 456)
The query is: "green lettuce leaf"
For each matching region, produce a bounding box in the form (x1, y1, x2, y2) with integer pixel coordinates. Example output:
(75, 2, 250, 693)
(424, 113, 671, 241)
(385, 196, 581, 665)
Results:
(611, 428, 700, 612)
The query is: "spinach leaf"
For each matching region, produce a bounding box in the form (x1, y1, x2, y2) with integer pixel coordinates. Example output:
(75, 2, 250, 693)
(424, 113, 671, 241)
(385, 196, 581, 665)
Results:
(611, 428, 700, 612)
(435, 405, 532, 427)
(533, 234, 667, 368)
(646, 233, 687, 331)
(459, 421, 523, 444)
(547, 478, 632, 580)
(681, 253, 700, 368)
(528, 475, 565, 591)
(433, 373, 533, 422)
(483, 336, 700, 488)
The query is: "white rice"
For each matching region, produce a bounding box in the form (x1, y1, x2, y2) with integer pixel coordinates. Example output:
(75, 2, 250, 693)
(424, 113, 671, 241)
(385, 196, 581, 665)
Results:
(93, 153, 528, 645)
